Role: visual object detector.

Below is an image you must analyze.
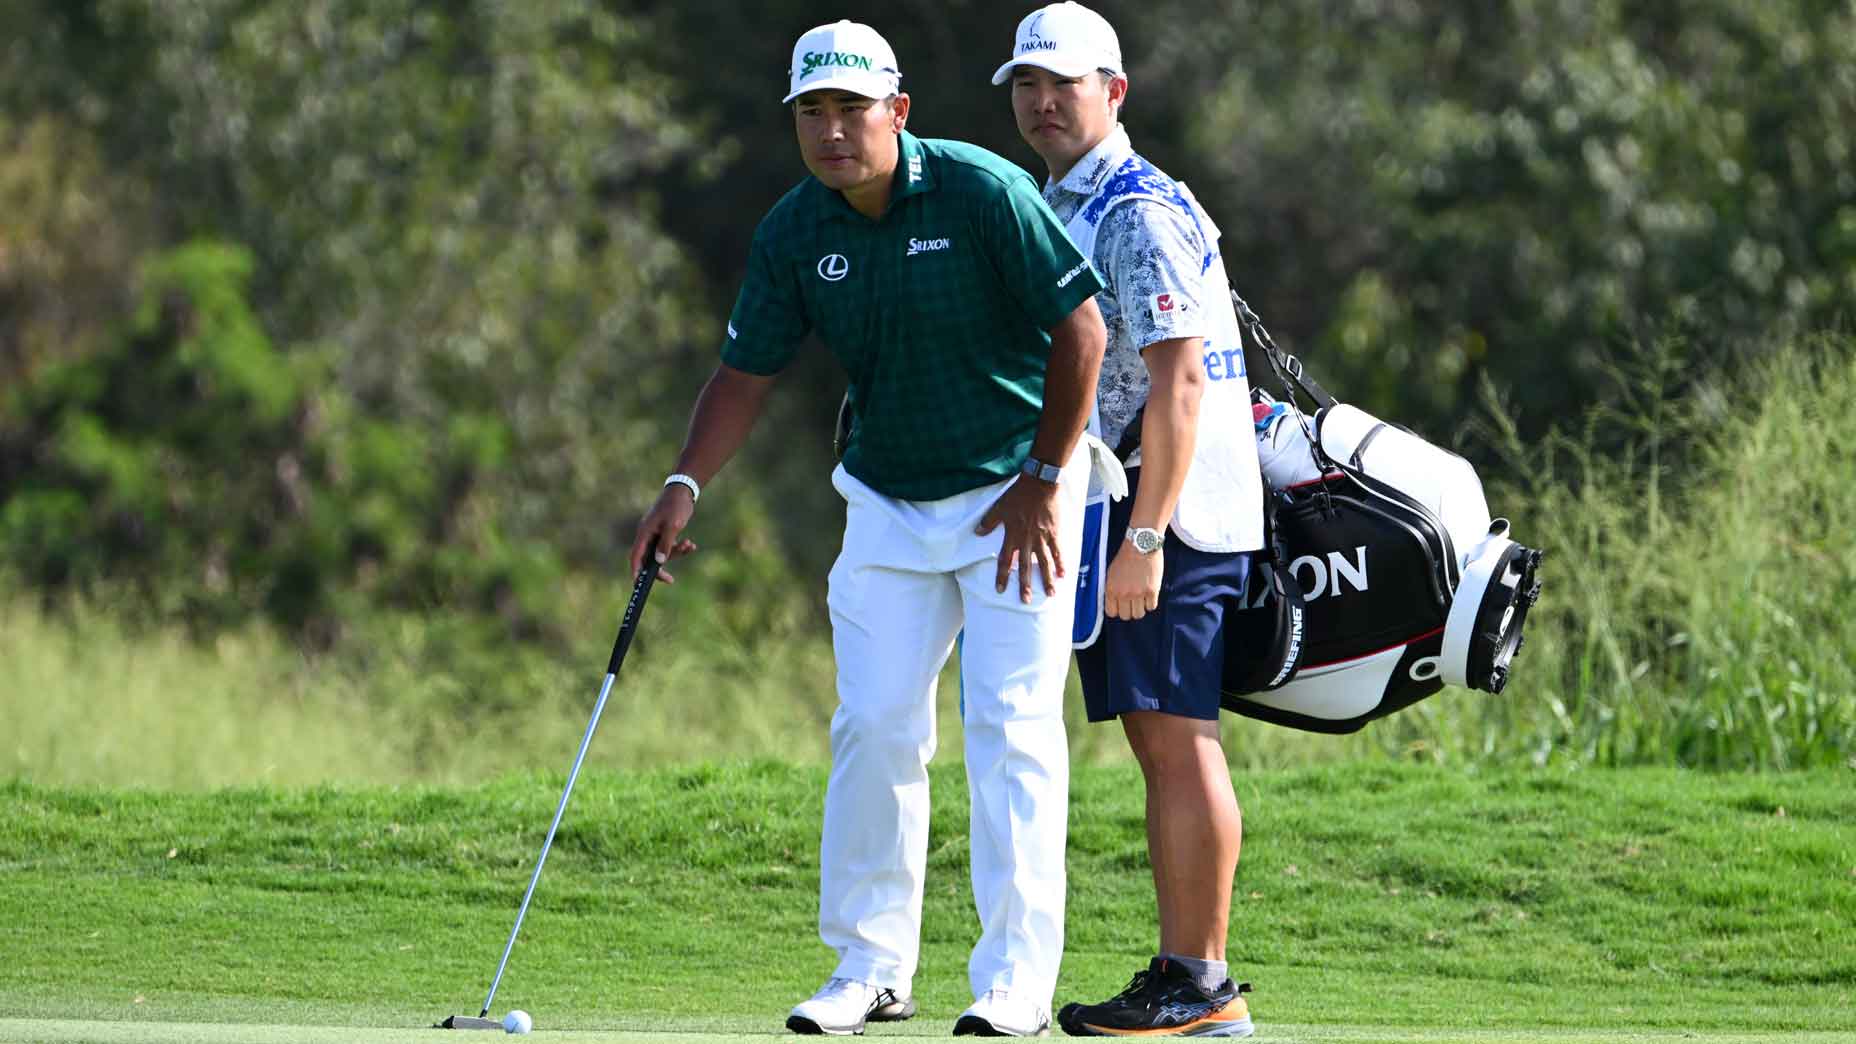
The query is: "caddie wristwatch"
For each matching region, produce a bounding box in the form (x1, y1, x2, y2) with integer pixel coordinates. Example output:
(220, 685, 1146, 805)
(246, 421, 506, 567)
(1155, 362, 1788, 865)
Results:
(1020, 455, 1062, 484)
(1126, 526, 1165, 554)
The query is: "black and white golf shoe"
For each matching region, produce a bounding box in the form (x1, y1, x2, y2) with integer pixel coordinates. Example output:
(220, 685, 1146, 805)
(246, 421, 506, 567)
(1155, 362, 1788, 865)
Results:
(786, 977, 916, 1035)
(953, 989, 1051, 1036)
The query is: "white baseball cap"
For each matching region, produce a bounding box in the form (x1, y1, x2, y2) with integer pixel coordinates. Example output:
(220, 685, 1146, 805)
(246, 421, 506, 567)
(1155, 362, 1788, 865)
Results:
(784, 20, 902, 104)
(990, 2, 1124, 86)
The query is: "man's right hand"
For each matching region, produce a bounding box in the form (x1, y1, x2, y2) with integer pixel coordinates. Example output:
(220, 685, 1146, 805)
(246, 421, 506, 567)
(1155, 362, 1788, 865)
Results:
(629, 485, 699, 584)
(628, 364, 777, 584)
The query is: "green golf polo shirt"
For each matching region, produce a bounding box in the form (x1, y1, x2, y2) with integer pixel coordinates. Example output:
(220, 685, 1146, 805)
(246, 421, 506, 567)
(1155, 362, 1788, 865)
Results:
(722, 131, 1103, 502)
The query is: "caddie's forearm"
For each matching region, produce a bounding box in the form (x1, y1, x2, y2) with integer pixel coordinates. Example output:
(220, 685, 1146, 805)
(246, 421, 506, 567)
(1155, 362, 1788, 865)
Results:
(1030, 297, 1107, 466)
(1128, 340, 1205, 531)
(670, 364, 778, 487)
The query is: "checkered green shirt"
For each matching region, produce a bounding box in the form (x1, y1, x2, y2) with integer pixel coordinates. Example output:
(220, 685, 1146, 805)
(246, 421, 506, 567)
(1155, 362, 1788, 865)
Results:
(722, 132, 1103, 501)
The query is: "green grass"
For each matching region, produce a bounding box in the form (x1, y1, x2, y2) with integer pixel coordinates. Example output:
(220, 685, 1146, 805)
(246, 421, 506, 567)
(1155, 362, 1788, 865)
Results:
(1, 763, 1852, 1042)
(0, 1022, 1849, 1044)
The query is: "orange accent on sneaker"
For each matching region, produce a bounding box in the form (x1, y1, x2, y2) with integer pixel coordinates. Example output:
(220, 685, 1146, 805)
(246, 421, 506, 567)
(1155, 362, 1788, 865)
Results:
(1079, 998, 1250, 1037)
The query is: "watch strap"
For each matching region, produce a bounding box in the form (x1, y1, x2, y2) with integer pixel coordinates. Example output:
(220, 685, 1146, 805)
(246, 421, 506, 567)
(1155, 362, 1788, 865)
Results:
(1126, 526, 1165, 554)
(1021, 456, 1062, 484)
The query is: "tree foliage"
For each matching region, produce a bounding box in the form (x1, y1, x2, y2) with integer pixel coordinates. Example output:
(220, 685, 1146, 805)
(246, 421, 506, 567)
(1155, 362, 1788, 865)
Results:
(1152, 0, 1856, 428)
(1, 242, 552, 638)
(3, 0, 1853, 642)
(626, 0, 1856, 435)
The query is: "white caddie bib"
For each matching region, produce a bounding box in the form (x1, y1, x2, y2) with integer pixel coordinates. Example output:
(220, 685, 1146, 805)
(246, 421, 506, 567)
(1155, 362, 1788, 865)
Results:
(1063, 149, 1264, 555)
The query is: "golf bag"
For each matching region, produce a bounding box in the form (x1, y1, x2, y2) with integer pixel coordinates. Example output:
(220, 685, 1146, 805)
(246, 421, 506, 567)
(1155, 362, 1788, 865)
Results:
(1218, 296, 1544, 733)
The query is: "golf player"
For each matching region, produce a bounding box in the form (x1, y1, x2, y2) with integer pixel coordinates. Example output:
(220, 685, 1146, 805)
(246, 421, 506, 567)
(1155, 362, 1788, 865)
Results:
(993, 3, 1264, 1037)
(629, 19, 1109, 1037)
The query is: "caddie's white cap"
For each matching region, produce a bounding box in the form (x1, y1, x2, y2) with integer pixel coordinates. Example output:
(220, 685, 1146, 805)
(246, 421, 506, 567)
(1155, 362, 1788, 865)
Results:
(990, 2, 1124, 86)
(784, 20, 902, 104)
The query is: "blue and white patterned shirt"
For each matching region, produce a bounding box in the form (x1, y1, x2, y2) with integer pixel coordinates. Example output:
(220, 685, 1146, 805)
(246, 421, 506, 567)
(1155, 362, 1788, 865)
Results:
(1040, 124, 1264, 553)
(1041, 126, 1215, 452)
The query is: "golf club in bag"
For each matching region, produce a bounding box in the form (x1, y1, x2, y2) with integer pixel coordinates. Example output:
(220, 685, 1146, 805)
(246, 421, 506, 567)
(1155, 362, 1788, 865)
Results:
(437, 557, 661, 1030)
(1218, 294, 1545, 733)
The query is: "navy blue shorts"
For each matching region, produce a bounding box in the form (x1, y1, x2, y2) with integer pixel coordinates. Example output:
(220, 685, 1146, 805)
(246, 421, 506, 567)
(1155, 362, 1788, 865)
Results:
(1076, 467, 1254, 723)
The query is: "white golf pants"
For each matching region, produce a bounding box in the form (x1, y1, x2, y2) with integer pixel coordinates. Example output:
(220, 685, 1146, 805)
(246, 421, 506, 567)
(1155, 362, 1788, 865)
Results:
(818, 451, 1087, 1009)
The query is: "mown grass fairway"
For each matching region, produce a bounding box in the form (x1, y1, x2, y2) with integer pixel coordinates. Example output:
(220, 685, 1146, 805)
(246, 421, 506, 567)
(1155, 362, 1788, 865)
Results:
(1, 1022, 1852, 1044)
(3, 763, 1852, 1043)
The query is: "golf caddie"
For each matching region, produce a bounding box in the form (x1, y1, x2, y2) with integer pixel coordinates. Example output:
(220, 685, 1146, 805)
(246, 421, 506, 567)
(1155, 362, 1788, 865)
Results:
(629, 19, 1111, 1038)
(994, 3, 1265, 1037)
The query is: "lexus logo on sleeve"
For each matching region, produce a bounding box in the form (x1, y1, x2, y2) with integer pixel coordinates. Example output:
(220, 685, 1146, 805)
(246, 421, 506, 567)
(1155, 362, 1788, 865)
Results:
(817, 254, 850, 282)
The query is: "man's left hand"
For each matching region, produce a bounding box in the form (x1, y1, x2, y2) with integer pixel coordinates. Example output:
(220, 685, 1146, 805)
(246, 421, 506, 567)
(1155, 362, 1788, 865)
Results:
(976, 477, 1065, 603)
(1103, 542, 1164, 620)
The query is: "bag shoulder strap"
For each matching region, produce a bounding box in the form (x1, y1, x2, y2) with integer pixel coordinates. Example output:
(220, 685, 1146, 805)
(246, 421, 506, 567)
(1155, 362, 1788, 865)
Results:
(1222, 488, 1307, 694)
(1231, 291, 1336, 410)
(1115, 407, 1145, 460)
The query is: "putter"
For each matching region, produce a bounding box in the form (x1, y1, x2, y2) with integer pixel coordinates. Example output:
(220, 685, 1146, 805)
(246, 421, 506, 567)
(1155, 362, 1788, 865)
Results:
(437, 557, 661, 1030)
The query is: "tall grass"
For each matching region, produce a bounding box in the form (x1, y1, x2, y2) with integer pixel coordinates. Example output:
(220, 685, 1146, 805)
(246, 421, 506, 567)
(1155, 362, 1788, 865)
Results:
(1357, 335, 1856, 769)
(2, 596, 575, 787)
(0, 584, 1138, 787)
(5, 336, 1853, 785)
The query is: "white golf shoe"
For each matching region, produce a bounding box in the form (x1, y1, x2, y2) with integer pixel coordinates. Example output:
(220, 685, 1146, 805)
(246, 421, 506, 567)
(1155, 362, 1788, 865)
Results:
(953, 989, 1051, 1036)
(786, 977, 916, 1035)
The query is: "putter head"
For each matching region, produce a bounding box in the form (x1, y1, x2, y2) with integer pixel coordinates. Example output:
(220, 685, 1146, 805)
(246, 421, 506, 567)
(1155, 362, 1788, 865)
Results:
(436, 1015, 503, 1030)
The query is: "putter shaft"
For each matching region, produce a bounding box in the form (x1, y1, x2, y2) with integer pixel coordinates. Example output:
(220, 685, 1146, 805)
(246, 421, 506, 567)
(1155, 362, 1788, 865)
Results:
(477, 559, 659, 1017)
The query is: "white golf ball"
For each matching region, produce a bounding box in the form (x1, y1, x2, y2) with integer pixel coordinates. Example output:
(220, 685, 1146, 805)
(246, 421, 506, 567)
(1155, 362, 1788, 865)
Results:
(502, 1009, 533, 1034)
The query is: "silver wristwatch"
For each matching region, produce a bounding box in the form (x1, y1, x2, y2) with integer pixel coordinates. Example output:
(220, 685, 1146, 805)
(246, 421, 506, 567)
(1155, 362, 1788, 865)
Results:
(1020, 455, 1062, 484)
(1126, 526, 1164, 554)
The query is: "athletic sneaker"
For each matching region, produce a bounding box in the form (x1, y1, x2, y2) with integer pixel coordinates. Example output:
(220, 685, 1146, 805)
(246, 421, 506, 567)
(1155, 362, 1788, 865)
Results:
(954, 989, 1051, 1036)
(1056, 959, 1253, 1037)
(787, 977, 917, 1035)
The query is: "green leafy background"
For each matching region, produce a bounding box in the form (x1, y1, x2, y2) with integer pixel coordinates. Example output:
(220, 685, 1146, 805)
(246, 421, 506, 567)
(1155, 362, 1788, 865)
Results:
(3, 0, 1853, 778)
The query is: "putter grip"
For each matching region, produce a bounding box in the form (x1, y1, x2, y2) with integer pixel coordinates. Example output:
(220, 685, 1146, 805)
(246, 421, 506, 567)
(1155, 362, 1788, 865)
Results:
(607, 558, 660, 675)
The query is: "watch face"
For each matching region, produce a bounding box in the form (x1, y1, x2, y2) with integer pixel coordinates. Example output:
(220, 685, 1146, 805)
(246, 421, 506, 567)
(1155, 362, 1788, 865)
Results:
(1131, 528, 1163, 553)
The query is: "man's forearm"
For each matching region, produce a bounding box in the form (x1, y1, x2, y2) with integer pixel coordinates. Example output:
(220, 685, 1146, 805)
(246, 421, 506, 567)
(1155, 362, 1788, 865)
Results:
(1029, 297, 1107, 467)
(1128, 339, 1205, 530)
(671, 364, 778, 486)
